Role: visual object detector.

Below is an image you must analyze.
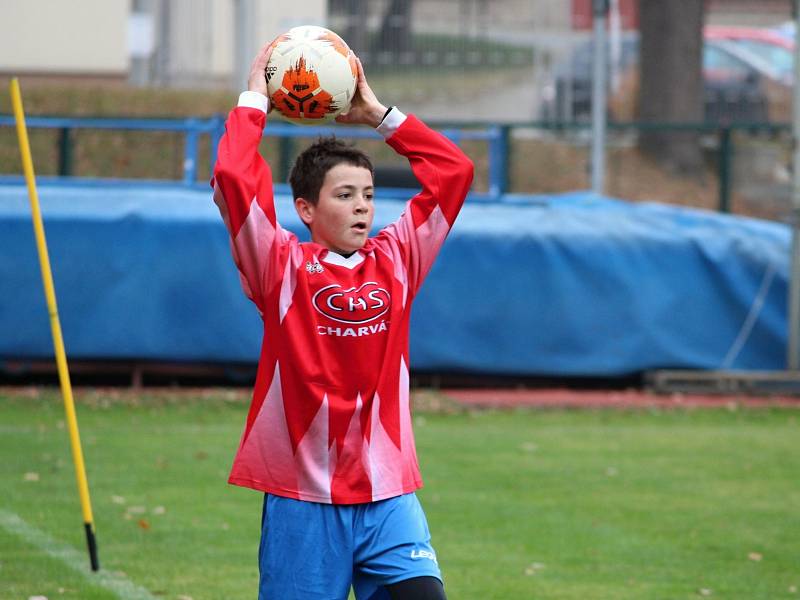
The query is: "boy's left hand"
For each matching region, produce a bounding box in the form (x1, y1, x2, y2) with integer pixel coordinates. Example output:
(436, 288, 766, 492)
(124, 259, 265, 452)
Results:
(336, 57, 388, 128)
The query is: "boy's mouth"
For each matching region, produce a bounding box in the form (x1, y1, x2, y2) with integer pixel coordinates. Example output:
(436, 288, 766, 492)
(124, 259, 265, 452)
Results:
(351, 222, 368, 232)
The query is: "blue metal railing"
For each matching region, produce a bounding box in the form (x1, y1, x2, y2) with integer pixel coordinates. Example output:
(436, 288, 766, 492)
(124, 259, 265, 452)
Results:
(0, 114, 224, 187)
(0, 114, 508, 199)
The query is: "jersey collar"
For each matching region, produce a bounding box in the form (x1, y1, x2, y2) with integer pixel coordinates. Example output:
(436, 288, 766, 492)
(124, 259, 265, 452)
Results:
(321, 249, 365, 270)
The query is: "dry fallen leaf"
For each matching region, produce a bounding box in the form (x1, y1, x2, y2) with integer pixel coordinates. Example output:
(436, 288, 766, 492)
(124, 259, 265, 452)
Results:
(23, 472, 40, 482)
(789, 585, 797, 594)
(152, 506, 166, 515)
(111, 495, 126, 505)
(524, 562, 545, 576)
(137, 519, 150, 530)
(177, 595, 194, 600)
(699, 589, 712, 597)
(28, 596, 48, 600)
(748, 552, 763, 562)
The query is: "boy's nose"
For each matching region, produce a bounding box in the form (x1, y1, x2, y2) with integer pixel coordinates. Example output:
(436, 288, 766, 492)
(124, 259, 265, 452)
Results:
(354, 196, 369, 212)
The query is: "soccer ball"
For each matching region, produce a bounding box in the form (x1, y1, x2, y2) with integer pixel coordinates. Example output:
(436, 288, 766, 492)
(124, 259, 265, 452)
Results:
(266, 26, 358, 125)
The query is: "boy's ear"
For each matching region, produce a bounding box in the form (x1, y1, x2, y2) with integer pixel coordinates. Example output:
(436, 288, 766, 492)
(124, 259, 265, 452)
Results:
(294, 197, 314, 225)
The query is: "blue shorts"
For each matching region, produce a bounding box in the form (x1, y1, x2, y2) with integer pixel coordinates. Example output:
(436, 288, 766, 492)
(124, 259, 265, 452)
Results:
(258, 492, 442, 600)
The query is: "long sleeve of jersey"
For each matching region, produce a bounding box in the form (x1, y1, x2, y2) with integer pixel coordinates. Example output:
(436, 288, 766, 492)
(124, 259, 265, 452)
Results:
(212, 103, 295, 313)
(372, 113, 474, 297)
(212, 102, 473, 504)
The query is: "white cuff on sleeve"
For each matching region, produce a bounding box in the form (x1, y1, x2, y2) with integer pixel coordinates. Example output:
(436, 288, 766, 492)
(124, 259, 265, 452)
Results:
(376, 107, 407, 139)
(238, 91, 269, 114)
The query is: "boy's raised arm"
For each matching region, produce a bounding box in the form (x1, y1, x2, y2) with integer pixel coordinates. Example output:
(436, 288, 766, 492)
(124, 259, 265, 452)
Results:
(338, 58, 474, 294)
(212, 42, 290, 311)
(378, 113, 474, 295)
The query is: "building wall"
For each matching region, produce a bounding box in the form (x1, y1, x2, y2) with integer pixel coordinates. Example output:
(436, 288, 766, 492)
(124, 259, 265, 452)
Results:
(0, 0, 326, 86)
(0, 0, 129, 75)
(156, 0, 326, 87)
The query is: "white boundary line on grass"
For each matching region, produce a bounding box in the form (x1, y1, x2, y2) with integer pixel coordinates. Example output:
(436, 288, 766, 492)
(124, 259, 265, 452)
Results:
(0, 509, 158, 600)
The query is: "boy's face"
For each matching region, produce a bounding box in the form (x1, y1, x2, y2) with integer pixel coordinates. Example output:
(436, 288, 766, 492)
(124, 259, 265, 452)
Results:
(295, 163, 375, 254)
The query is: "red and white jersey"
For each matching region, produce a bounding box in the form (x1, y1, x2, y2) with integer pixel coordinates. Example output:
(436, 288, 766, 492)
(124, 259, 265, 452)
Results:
(212, 99, 473, 504)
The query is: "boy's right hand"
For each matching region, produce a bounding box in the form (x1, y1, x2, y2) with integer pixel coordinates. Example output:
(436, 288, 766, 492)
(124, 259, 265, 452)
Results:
(248, 42, 274, 98)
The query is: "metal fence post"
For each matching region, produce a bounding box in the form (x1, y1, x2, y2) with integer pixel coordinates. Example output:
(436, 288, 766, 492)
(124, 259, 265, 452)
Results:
(591, 0, 610, 195)
(58, 127, 73, 176)
(183, 118, 199, 185)
(789, 0, 800, 369)
(487, 125, 509, 198)
(718, 125, 732, 213)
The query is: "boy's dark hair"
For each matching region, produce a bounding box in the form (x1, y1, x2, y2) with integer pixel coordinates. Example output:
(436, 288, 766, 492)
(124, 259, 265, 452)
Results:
(289, 136, 374, 204)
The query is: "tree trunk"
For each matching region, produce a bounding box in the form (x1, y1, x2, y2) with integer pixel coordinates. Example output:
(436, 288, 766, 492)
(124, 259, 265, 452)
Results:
(638, 0, 705, 175)
(375, 0, 414, 53)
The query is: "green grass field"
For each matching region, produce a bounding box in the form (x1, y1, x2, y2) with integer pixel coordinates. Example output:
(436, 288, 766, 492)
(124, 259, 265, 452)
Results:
(1, 389, 798, 599)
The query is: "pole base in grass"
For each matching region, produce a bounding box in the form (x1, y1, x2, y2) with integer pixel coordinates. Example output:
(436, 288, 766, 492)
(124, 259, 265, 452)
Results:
(85, 522, 99, 571)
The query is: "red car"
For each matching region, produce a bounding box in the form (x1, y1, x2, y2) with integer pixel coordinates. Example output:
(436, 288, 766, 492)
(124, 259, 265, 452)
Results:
(704, 26, 792, 122)
(704, 25, 793, 82)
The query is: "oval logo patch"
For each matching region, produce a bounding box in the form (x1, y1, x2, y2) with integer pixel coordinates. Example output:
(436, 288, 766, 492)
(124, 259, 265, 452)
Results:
(312, 282, 390, 324)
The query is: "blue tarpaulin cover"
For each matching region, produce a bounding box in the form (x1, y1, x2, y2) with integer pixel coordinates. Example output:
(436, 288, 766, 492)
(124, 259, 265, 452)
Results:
(0, 184, 788, 375)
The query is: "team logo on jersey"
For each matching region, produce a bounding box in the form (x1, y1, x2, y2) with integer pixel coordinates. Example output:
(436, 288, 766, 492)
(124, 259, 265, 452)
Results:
(312, 282, 390, 324)
(305, 261, 324, 274)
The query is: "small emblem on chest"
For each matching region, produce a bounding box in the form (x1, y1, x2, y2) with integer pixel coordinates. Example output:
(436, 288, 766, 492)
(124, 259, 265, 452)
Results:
(306, 261, 324, 274)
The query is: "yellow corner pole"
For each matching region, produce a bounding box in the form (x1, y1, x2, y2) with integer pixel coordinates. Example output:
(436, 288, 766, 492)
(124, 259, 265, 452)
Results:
(10, 78, 99, 571)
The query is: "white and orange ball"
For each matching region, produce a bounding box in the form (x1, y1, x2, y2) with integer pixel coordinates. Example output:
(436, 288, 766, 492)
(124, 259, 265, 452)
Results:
(266, 26, 358, 125)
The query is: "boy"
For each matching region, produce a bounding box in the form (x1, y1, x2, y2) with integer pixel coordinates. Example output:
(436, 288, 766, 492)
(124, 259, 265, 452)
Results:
(212, 41, 473, 600)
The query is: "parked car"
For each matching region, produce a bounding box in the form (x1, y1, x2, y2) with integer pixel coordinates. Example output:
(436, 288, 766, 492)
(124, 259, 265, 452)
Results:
(539, 34, 638, 123)
(705, 25, 793, 81)
(771, 20, 795, 44)
(705, 25, 792, 122)
(539, 30, 787, 124)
